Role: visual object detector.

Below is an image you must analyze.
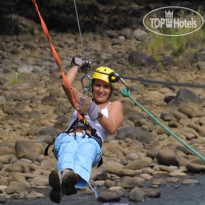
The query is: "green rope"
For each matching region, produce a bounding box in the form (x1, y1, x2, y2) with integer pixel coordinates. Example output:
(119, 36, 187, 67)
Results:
(121, 88, 205, 161)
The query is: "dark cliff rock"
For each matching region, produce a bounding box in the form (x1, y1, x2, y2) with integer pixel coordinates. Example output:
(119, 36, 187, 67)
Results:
(0, 0, 204, 35)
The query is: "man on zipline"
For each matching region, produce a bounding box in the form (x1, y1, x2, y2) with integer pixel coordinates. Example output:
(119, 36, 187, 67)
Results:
(49, 57, 123, 203)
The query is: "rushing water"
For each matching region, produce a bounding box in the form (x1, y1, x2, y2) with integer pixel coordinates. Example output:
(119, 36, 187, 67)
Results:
(6, 174, 205, 205)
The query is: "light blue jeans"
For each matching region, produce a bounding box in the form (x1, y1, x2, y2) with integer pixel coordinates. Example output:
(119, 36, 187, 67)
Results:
(53, 132, 102, 188)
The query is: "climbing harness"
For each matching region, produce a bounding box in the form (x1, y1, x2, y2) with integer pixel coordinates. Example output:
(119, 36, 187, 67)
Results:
(65, 117, 102, 148)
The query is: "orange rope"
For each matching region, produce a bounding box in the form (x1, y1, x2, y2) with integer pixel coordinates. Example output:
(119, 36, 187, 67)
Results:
(32, 0, 83, 120)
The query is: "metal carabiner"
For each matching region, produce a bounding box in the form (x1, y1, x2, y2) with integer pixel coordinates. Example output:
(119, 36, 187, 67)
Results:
(81, 74, 92, 94)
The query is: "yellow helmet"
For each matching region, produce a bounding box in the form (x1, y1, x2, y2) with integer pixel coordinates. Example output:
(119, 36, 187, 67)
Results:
(92, 66, 115, 85)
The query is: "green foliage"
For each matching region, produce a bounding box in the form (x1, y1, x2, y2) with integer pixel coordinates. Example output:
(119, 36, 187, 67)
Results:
(142, 9, 205, 61)
(8, 73, 23, 85)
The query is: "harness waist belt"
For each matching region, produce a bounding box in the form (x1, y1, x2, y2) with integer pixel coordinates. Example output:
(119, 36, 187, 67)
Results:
(66, 129, 102, 147)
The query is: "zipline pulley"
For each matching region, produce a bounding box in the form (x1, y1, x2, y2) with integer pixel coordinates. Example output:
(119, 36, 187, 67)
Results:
(109, 72, 130, 91)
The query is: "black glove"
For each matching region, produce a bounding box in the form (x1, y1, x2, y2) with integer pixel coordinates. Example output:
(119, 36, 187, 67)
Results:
(71, 57, 91, 73)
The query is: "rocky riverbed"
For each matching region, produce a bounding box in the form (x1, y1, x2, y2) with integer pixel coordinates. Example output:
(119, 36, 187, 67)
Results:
(1, 11, 205, 204)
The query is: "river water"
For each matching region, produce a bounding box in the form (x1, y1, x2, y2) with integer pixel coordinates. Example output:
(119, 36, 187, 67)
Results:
(6, 174, 205, 205)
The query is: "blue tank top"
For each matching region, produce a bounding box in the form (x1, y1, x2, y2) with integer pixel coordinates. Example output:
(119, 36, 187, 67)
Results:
(66, 103, 111, 143)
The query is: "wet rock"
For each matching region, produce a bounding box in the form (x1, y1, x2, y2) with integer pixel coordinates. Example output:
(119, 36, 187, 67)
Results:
(134, 119, 155, 132)
(0, 193, 7, 204)
(36, 126, 59, 144)
(93, 180, 105, 187)
(128, 112, 146, 123)
(144, 188, 161, 198)
(109, 186, 126, 197)
(181, 178, 199, 185)
(170, 110, 188, 122)
(27, 191, 44, 199)
(6, 181, 30, 194)
(133, 29, 147, 41)
(198, 117, 205, 126)
(0, 155, 12, 164)
(5, 164, 22, 173)
(128, 50, 156, 67)
(93, 169, 109, 181)
(104, 179, 115, 187)
(186, 162, 205, 173)
(120, 28, 132, 39)
(140, 173, 152, 180)
(40, 158, 57, 170)
(97, 191, 120, 202)
(0, 178, 8, 186)
(15, 140, 43, 160)
(180, 127, 199, 140)
(103, 161, 124, 174)
(152, 178, 166, 187)
(117, 127, 156, 145)
(168, 88, 203, 105)
(158, 165, 178, 173)
(106, 140, 124, 153)
(41, 96, 58, 106)
(119, 176, 143, 188)
(147, 148, 158, 159)
(178, 105, 198, 118)
(17, 64, 34, 73)
(31, 175, 48, 187)
(126, 153, 139, 161)
(125, 157, 153, 170)
(156, 146, 180, 166)
(160, 112, 176, 121)
(115, 168, 136, 176)
(169, 170, 187, 177)
(10, 173, 29, 185)
(129, 187, 147, 202)
(0, 146, 14, 155)
(166, 177, 180, 183)
(164, 95, 176, 104)
(187, 123, 205, 137)
(54, 102, 72, 115)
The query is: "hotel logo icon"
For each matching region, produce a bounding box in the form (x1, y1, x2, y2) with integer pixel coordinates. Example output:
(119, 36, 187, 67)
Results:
(165, 10, 173, 28)
(143, 6, 204, 36)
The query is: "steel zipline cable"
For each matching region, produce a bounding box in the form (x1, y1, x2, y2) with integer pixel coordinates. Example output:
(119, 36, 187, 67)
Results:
(105, 71, 205, 89)
(73, 0, 86, 59)
(118, 75, 205, 88)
